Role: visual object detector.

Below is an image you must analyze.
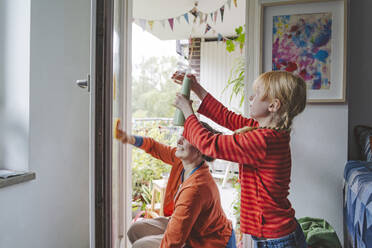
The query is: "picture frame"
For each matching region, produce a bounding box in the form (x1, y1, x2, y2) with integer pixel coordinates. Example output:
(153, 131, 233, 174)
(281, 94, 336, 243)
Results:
(259, 0, 347, 103)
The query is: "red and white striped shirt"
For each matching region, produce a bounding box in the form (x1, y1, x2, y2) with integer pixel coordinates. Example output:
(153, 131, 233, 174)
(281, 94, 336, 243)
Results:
(183, 93, 297, 238)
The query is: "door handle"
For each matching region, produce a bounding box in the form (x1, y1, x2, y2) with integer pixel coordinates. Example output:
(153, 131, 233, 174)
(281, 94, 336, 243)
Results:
(76, 74, 90, 92)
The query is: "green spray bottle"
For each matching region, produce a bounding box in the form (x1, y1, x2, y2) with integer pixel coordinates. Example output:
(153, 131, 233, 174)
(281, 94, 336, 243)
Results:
(173, 67, 191, 126)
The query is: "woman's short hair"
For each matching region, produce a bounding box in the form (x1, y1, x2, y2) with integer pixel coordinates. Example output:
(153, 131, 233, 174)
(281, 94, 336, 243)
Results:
(200, 121, 222, 162)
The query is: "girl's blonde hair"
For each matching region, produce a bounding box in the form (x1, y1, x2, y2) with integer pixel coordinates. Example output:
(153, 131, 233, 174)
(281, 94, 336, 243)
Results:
(253, 71, 307, 129)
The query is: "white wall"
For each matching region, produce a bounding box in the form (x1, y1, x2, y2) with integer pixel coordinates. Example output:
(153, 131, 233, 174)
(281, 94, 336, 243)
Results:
(0, 0, 90, 247)
(289, 104, 347, 241)
(0, 0, 30, 171)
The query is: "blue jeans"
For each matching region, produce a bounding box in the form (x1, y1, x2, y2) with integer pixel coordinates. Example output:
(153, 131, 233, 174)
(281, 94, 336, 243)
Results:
(226, 229, 237, 248)
(252, 222, 307, 248)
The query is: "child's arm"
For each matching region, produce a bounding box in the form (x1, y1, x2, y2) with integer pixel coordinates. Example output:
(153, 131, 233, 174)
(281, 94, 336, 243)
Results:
(172, 73, 257, 131)
(115, 120, 180, 166)
(183, 115, 267, 166)
(197, 93, 257, 131)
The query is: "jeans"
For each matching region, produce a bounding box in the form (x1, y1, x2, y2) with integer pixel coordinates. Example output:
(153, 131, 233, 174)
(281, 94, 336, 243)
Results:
(226, 229, 237, 248)
(252, 222, 307, 248)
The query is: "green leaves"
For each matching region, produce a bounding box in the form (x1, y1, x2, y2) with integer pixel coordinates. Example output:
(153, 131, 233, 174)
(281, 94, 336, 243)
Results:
(222, 57, 245, 107)
(226, 40, 235, 53)
(226, 25, 245, 53)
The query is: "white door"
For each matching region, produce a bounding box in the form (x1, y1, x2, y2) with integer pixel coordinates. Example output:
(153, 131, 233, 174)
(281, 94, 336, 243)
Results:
(84, 0, 132, 247)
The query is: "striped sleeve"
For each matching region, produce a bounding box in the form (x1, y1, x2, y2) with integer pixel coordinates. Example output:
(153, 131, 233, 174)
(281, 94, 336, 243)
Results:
(197, 93, 258, 131)
(183, 115, 266, 166)
(138, 137, 181, 166)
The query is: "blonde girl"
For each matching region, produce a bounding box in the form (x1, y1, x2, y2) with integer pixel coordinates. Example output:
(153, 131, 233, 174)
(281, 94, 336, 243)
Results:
(172, 71, 308, 248)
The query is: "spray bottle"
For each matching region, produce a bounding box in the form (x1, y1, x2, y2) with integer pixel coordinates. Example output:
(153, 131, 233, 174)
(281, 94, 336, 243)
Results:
(173, 63, 191, 126)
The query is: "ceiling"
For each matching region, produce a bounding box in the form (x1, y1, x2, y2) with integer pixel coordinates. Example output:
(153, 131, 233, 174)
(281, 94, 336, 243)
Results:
(133, 0, 246, 40)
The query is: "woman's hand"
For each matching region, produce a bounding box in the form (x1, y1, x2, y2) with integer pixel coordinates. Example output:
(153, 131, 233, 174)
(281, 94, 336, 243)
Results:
(115, 120, 135, 144)
(174, 93, 194, 119)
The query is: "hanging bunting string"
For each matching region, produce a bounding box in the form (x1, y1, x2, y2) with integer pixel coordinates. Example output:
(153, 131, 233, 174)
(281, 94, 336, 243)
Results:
(133, 0, 238, 32)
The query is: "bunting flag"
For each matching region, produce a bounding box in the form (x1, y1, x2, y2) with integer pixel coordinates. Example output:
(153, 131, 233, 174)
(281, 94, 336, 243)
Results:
(133, 0, 240, 32)
(217, 33, 223, 41)
(183, 13, 189, 24)
(199, 13, 204, 24)
(148, 20, 154, 30)
(205, 24, 211, 34)
(168, 18, 174, 31)
(139, 19, 146, 31)
(227, 0, 232, 10)
(220, 6, 225, 22)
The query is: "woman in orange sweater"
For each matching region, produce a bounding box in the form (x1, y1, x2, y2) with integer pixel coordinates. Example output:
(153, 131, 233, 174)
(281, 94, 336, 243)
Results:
(115, 121, 236, 248)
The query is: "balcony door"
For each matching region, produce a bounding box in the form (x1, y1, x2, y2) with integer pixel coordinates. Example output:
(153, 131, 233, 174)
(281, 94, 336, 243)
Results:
(89, 0, 132, 247)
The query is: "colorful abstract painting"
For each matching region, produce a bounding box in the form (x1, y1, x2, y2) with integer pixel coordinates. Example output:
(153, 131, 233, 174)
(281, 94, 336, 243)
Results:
(272, 13, 332, 90)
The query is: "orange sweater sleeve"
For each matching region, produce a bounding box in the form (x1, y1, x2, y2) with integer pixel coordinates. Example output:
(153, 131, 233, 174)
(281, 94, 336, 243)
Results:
(138, 137, 181, 166)
(160, 186, 202, 248)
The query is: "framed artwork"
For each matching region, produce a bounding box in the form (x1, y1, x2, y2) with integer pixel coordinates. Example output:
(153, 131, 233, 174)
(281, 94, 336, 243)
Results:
(259, 0, 347, 102)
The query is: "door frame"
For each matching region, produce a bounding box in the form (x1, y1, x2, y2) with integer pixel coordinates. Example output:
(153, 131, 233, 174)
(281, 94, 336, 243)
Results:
(90, 0, 114, 247)
(90, 0, 132, 247)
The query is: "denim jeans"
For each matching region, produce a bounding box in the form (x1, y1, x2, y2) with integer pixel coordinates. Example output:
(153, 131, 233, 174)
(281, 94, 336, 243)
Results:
(226, 229, 237, 248)
(252, 222, 307, 248)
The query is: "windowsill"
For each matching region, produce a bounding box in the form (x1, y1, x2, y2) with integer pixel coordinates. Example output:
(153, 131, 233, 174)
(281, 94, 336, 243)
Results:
(0, 172, 36, 189)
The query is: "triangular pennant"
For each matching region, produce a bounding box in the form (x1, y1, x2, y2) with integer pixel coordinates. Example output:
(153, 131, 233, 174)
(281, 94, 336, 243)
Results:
(220, 6, 225, 22)
(160, 20, 166, 28)
(214, 10, 218, 23)
(233, 0, 237, 7)
(199, 13, 204, 24)
(139, 19, 146, 31)
(205, 24, 211, 34)
(176, 16, 181, 24)
(210, 13, 213, 22)
(168, 18, 174, 31)
(217, 33, 223, 41)
(148, 20, 154, 30)
(227, 0, 232, 10)
(183, 13, 189, 24)
(204, 13, 208, 23)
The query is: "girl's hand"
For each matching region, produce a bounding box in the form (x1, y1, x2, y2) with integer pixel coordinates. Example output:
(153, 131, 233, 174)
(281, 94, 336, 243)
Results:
(174, 93, 194, 119)
(115, 120, 135, 144)
(171, 71, 198, 90)
(171, 71, 208, 101)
